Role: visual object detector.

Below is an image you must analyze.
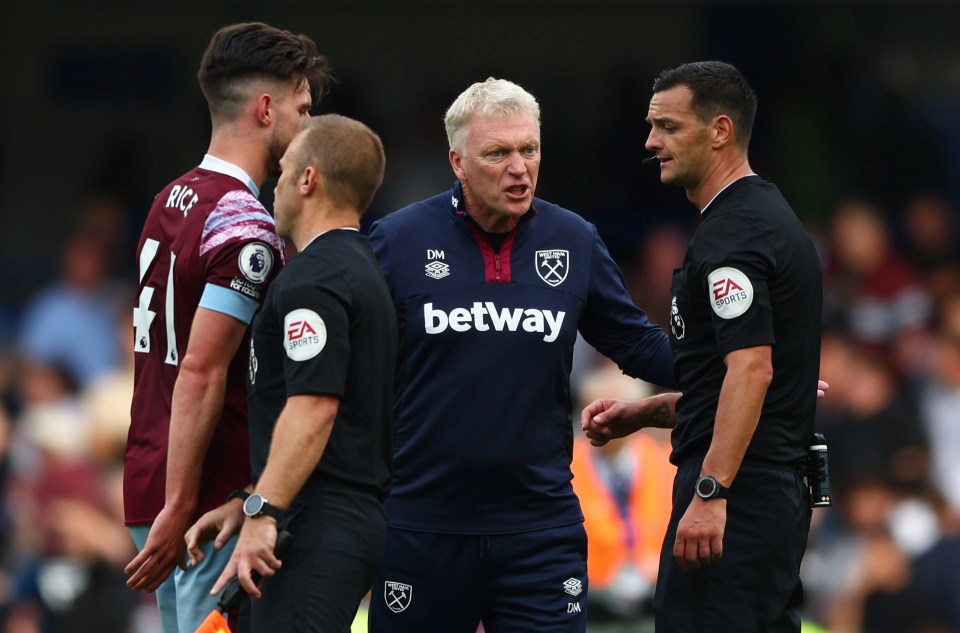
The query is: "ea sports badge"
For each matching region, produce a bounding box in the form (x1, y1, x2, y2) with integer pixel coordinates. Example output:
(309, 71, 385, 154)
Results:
(707, 267, 753, 319)
(283, 308, 327, 361)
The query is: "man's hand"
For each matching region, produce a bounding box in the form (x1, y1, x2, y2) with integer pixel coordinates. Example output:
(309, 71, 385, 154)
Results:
(125, 505, 190, 592)
(580, 398, 643, 446)
(580, 392, 678, 447)
(817, 379, 829, 399)
(185, 499, 245, 568)
(673, 497, 726, 571)
(210, 517, 281, 599)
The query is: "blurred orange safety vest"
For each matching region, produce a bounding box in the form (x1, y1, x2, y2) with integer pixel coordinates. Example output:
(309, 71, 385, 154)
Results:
(571, 434, 675, 587)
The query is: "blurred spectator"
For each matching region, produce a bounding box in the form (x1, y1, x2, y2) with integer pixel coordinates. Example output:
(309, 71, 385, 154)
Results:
(627, 223, 690, 332)
(917, 312, 960, 517)
(3, 318, 138, 632)
(571, 362, 672, 631)
(824, 197, 933, 359)
(815, 486, 959, 633)
(83, 319, 133, 469)
(816, 332, 928, 496)
(17, 229, 126, 389)
(4, 404, 137, 632)
(898, 192, 960, 296)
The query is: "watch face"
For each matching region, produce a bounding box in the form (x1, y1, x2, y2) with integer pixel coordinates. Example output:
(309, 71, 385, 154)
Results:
(697, 476, 718, 498)
(243, 494, 264, 516)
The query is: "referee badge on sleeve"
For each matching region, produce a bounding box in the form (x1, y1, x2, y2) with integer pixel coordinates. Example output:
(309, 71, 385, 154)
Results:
(707, 267, 754, 319)
(283, 308, 327, 361)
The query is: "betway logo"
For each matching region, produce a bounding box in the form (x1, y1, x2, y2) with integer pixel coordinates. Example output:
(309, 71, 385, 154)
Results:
(424, 302, 565, 342)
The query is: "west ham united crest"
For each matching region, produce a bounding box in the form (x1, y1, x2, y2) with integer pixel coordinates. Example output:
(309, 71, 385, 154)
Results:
(536, 250, 569, 287)
(384, 581, 413, 613)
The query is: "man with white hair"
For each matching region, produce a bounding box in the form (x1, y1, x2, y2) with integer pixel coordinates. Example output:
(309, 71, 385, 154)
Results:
(367, 77, 676, 633)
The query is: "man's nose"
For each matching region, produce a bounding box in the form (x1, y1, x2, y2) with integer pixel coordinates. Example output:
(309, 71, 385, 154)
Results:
(644, 130, 660, 152)
(507, 152, 527, 173)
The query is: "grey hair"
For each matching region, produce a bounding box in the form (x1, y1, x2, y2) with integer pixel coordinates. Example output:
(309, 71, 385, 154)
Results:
(444, 77, 541, 152)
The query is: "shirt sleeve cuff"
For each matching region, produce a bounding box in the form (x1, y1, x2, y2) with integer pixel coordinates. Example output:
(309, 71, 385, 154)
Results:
(198, 282, 259, 324)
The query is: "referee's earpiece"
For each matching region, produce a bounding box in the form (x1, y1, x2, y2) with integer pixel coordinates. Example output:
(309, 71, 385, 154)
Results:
(641, 155, 659, 167)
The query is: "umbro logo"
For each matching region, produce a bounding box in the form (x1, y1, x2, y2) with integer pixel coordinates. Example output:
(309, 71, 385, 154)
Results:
(563, 578, 583, 597)
(425, 249, 450, 279)
(425, 261, 450, 279)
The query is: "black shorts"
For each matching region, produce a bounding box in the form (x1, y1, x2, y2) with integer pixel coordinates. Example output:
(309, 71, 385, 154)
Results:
(369, 523, 588, 633)
(654, 460, 812, 633)
(250, 480, 387, 633)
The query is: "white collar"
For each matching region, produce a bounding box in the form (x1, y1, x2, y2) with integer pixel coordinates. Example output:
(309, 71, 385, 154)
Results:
(199, 154, 260, 198)
(701, 174, 757, 214)
(302, 227, 359, 251)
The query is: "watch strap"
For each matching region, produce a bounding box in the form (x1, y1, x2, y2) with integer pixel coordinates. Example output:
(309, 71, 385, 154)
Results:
(257, 500, 284, 520)
(244, 493, 284, 520)
(696, 475, 729, 500)
(226, 488, 250, 503)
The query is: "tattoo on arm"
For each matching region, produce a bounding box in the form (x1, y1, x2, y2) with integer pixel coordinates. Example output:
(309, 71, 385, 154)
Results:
(647, 402, 671, 428)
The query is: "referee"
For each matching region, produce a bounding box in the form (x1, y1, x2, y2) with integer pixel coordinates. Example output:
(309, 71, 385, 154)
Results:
(583, 61, 823, 632)
(202, 115, 397, 631)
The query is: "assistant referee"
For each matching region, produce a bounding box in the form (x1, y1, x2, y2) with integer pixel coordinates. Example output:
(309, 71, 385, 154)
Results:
(200, 114, 397, 632)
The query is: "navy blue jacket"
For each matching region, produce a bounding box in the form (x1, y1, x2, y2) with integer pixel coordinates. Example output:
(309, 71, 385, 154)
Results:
(369, 183, 674, 533)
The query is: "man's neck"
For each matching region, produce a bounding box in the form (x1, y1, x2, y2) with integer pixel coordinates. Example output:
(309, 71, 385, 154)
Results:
(206, 125, 270, 189)
(293, 206, 361, 252)
(462, 189, 524, 234)
(688, 155, 754, 211)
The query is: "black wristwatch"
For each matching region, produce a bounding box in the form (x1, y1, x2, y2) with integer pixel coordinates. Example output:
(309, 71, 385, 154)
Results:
(695, 475, 729, 500)
(226, 488, 250, 503)
(243, 493, 284, 520)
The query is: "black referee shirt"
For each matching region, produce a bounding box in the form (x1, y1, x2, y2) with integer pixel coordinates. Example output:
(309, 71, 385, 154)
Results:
(247, 229, 398, 497)
(669, 176, 822, 466)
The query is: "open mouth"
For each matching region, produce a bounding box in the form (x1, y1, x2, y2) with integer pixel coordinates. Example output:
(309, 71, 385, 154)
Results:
(504, 185, 529, 199)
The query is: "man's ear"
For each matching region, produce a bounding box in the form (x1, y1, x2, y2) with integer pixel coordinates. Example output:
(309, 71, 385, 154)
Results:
(256, 93, 273, 127)
(300, 165, 320, 196)
(449, 148, 466, 181)
(710, 114, 734, 149)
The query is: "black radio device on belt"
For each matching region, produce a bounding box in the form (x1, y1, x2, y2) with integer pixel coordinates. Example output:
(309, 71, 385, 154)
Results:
(805, 433, 832, 508)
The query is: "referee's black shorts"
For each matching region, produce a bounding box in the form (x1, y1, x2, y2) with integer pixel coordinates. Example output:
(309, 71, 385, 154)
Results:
(654, 459, 812, 633)
(250, 479, 387, 633)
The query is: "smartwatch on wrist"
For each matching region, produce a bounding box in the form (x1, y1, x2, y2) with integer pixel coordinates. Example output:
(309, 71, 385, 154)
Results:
(695, 475, 729, 500)
(242, 493, 284, 520)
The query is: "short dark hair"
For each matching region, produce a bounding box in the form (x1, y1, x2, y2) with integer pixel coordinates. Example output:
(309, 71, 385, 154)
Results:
(198, 22, 329, 122)
(652, 61, 757, 149)
(294, 115, 386, 213)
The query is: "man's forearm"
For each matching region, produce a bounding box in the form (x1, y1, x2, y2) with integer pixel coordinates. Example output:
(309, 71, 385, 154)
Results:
(701, 346, 772, 487)
(252, 395, 338, 509)
(165, 361, 228, 511)
(639, 392, 680, 429)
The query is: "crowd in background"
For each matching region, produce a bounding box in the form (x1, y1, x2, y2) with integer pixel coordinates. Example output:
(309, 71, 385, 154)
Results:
(0, 128, 958, 633)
